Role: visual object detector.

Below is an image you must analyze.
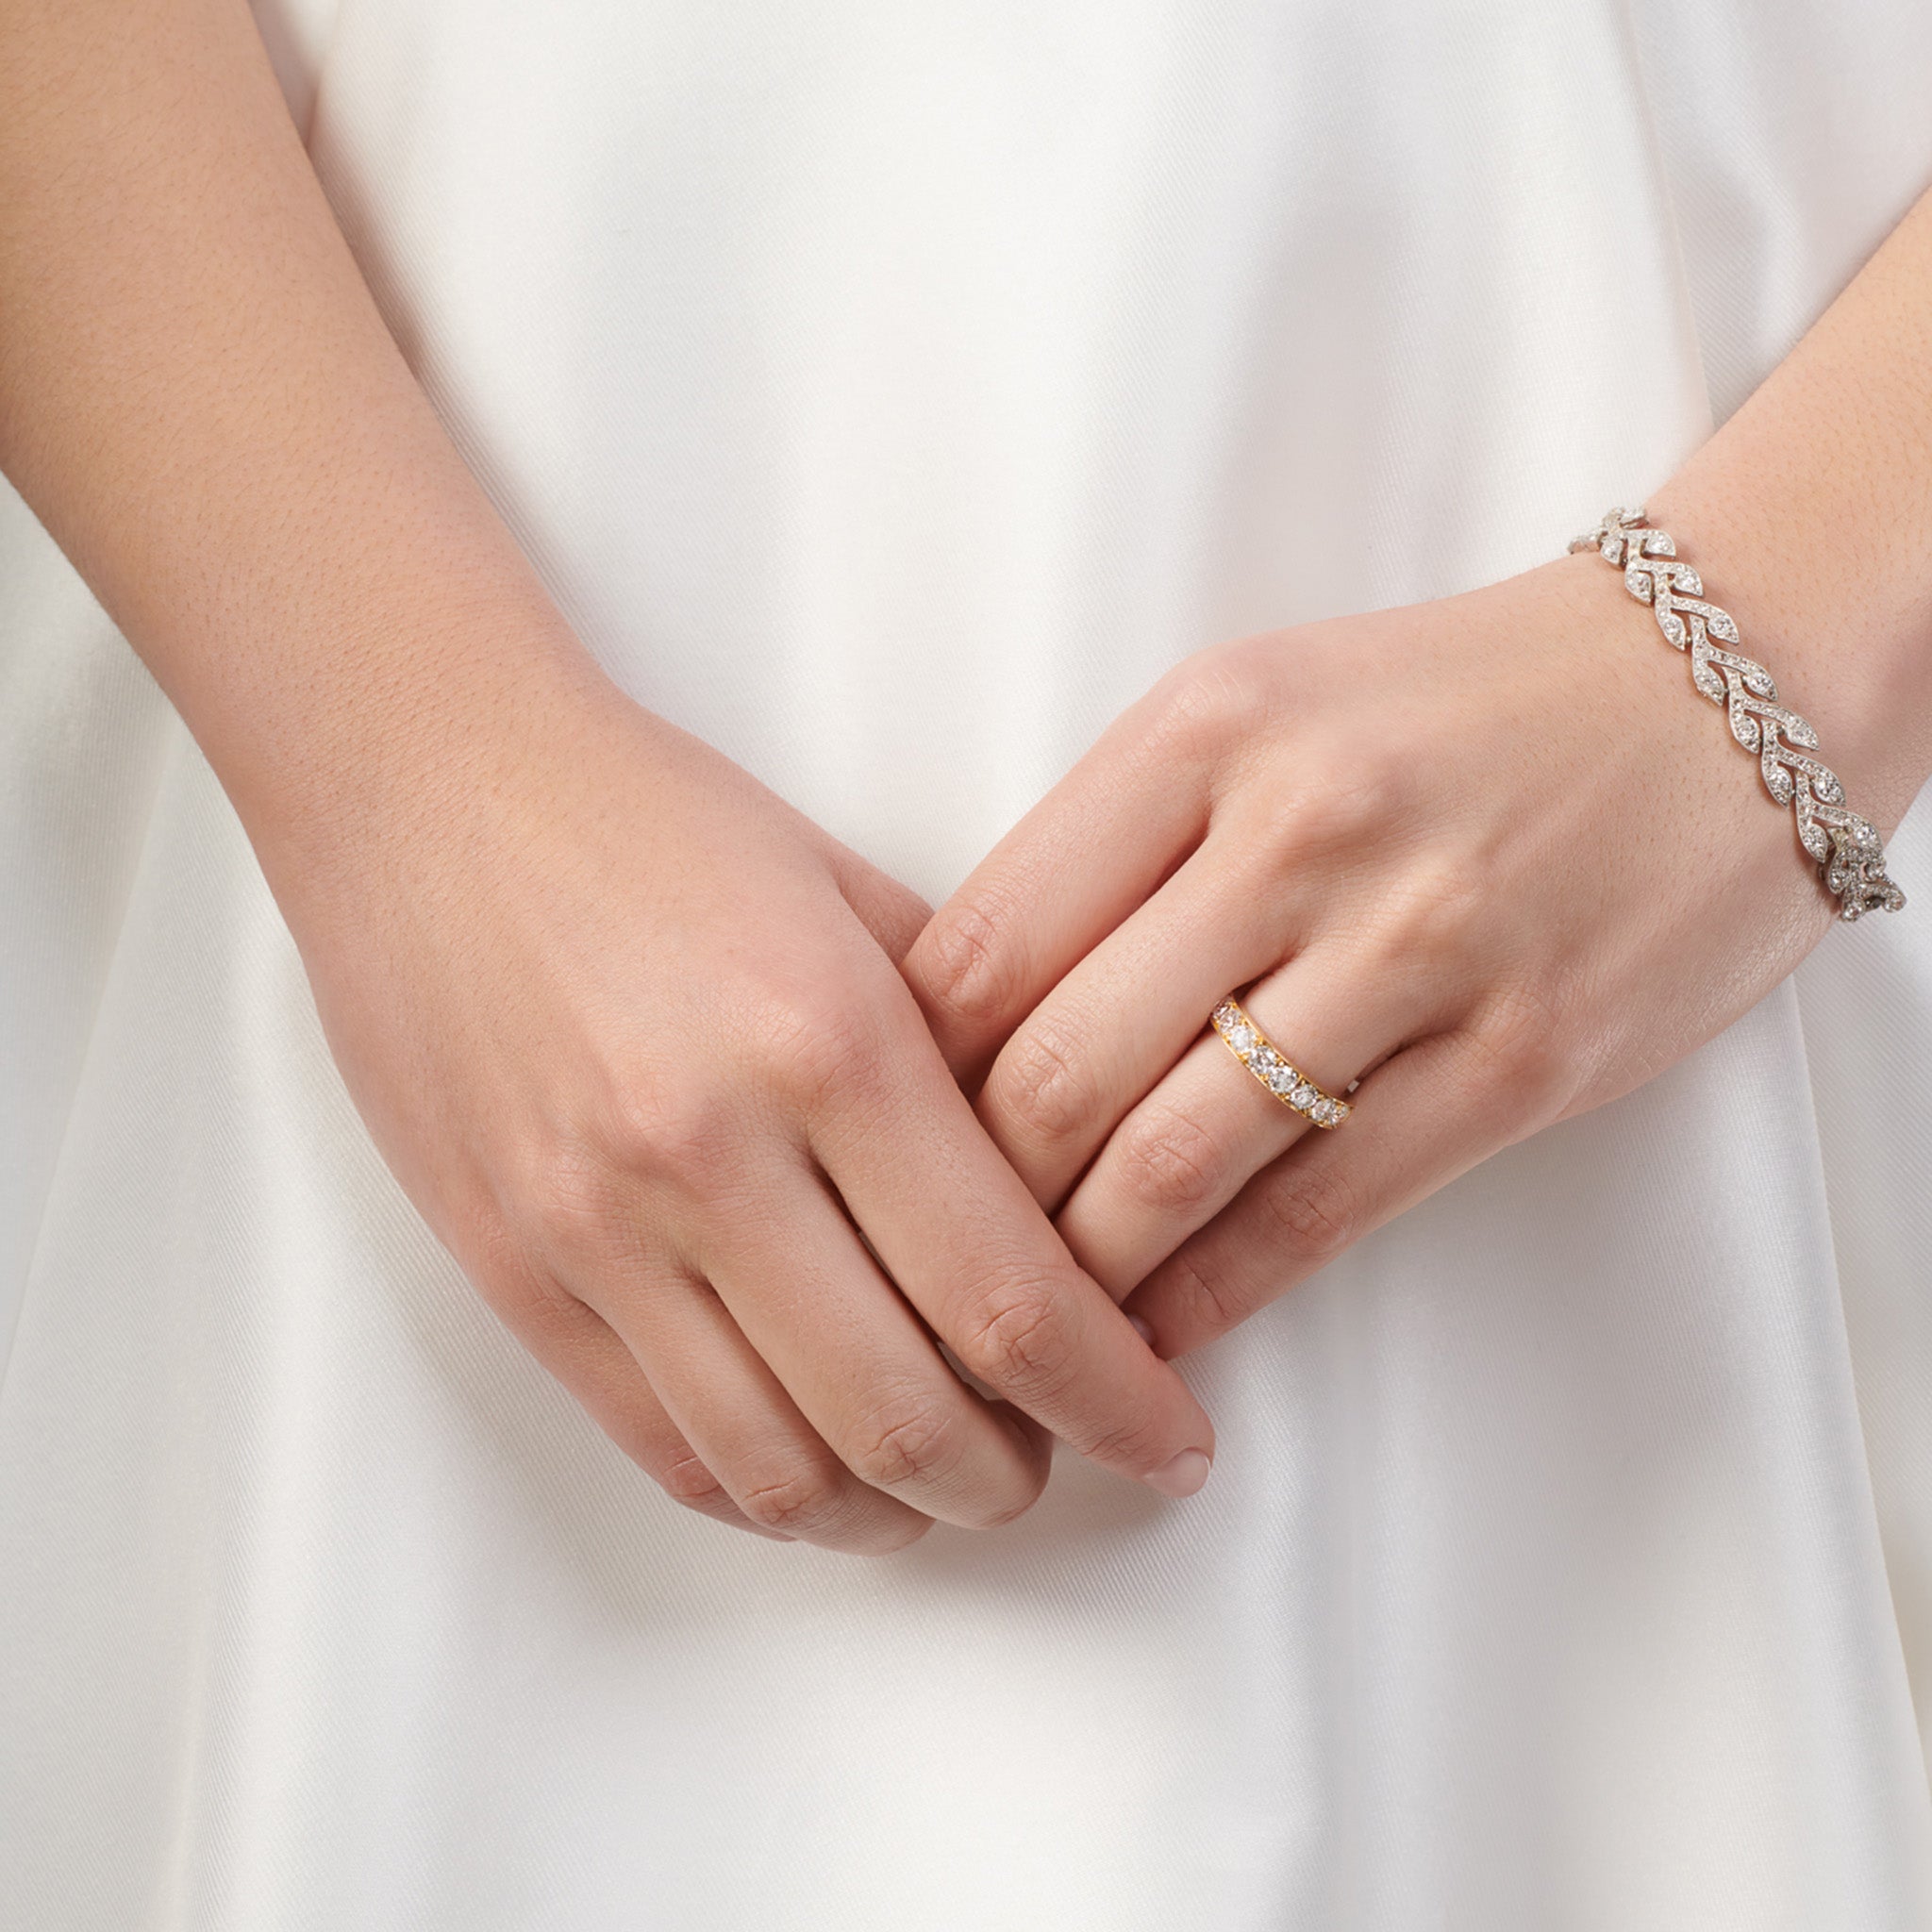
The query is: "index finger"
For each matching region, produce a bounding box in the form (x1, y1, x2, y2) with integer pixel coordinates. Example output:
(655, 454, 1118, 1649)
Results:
(812, 995, 1217, 1499)
(901, 664, 1224, 1082)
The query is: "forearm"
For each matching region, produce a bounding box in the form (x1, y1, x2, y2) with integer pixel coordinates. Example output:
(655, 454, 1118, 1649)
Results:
(0, 0, 593, 858)
(1644, 182, 1932, 827)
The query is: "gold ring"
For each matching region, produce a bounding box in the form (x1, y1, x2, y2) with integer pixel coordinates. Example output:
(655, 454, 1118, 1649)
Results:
(1210, 997, 1353, 1128)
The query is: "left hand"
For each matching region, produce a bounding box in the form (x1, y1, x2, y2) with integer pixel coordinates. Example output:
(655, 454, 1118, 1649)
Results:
(903, 543, 1852, 1357)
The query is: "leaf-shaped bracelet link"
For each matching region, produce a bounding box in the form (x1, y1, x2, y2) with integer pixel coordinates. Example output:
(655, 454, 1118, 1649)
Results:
(1568, 506, 1905, 921)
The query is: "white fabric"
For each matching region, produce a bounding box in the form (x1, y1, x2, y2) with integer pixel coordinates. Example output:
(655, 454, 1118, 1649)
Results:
(5, 3, 1932, 1924)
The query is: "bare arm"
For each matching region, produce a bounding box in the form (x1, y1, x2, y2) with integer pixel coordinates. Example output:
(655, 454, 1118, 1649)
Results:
(0, 0, 585, 841)
(0, 0, 1221, 1544)
(1647, 182, 1932, 824)
(906, 181, 1932, 1353)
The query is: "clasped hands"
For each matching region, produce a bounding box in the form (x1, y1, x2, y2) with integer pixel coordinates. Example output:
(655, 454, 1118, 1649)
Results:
(289, 550, 1838, 1553)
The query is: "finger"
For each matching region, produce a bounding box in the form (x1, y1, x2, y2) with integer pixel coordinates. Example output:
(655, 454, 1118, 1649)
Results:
(1056, 940, 1426, 1298)
(808, 993, 1218, 1499)
(692, 1161, 1057, 1532)
(500, 1274, 797, 1542)
(903, 670, 1224, 1081)
(592, 1251, 940, 1556)
(827, 848, 934, 966)
(1124, 1025, 1539, 1357)
(973, 829, 1293, 1210)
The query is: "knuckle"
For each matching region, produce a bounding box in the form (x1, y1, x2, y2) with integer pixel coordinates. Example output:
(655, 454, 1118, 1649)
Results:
(503, 1258, 593, 1344)
(1148, 643, 1274, 756)
(1066, 1391, 1172, 1473)
(1472, 980, 1577, 1114)
(956, 1273, 1076, 1398)
(470, 1202, 570, 1319)
(737, 1464, 850, 1539)
(842, 1391, 958, 1492)
(1373, 856, 1486, 963)
(858, 1513, 938, 1557)
(974, 1459, 1050, 1530)
(520, 1089, 726, 1269)
(912, 888, 1025, 1033)
(597, 1074, 736, 1191)
(1110, 1099, 1227, 1216)
(1257, 1159, 1360, 1265)
(1143, 1236, 1252, 1344)
(654, 1444, 738, 1518)
(751, 981, 881, 1115)
(1274, 756, 1414, 858)
(986, 1023, 1094, 1147)
(518, 1135, 638, 1268)
(1087, 1419, 1168, 1474)
(1162, 1243, 1255, 1338)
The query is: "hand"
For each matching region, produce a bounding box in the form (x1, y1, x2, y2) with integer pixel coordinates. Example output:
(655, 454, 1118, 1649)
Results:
(905, 544, 1852, 1356)
(257, 668, 1217, 1553)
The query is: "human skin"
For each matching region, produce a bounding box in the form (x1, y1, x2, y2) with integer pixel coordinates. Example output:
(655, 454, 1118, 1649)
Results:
(904, 185, 1932, 1357)
(0, 0, 1219, 1554)
(6, 8, 1929, 1557)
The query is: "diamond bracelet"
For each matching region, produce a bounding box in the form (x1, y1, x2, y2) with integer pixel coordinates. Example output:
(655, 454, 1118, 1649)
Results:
(1569, 506, 1905, 921)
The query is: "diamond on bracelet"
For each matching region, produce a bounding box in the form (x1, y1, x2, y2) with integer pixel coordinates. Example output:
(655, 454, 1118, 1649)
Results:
(1567, 505, 1905, 922)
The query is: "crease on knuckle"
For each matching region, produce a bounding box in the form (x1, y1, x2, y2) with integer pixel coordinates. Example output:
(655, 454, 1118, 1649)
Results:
(1159, 1242, 1254, 1340)
(987, 1024, 1093, 1147)
(958, 1274, 1074, 1399)
(655, 1444, 736, 1517)
(844, 1393, 958, 1492)
(1258, 1160, 1358, 1266)
(1071, 1402, 1166, 1473)
(1111, 1099, 1226, 1216)
(737, 1465, 847, 1538)
(913, 887, 1024, 1032)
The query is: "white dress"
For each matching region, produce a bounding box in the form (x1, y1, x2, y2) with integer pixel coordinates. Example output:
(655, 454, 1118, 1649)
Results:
(5, 3, 1932, 1924)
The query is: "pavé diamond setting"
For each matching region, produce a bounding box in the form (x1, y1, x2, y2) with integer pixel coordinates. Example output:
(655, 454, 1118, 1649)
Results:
(1569, 506, 1905, 922)
(1210, 998, 1352, 1128)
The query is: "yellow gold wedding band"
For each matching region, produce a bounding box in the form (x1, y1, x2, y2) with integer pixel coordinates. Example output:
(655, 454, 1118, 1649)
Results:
(1210, 997, 1353, 1129)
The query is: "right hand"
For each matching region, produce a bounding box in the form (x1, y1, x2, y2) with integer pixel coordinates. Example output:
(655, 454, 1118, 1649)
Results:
(253, 664, 1217, 1553)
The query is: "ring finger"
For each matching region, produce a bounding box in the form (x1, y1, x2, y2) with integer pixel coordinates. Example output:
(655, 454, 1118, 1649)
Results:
(974, 835, 1297, 1211)
(1054, 938, 1426, 1299)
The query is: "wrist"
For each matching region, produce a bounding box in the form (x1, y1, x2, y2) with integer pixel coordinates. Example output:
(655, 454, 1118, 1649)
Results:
(198, 586, 618, 887)
(1626, 189, 1932, 836)
(1641, 469, 1932, 834)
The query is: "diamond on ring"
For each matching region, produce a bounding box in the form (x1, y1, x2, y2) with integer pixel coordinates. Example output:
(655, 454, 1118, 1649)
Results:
(1210, 998, 1353, 1128)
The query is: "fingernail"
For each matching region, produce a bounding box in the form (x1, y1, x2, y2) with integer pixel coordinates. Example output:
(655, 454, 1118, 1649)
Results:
(1143, 1448, 1212, 1499)
(1127, 1313, 1158, 1348)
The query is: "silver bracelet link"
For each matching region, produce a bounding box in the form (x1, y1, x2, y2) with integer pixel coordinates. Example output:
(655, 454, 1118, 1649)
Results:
(1569, 506, 1905, 922)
